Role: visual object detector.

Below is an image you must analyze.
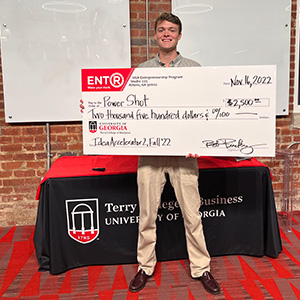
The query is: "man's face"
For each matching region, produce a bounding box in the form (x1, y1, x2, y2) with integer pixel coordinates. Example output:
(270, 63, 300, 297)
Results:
(155, 20, 182, 52)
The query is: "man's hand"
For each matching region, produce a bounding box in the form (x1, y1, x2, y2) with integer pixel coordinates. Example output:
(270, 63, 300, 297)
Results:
(186, 153, 200, 158)
(80, 99, 85, 113)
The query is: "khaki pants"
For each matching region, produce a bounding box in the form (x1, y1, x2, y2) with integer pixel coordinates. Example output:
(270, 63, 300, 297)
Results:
(137, 156, 211, 278)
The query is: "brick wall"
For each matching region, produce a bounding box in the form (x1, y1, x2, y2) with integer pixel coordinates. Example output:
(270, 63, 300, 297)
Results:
(0, 0, 298, 226)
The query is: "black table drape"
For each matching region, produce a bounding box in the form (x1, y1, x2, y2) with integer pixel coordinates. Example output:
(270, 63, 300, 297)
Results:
(34, 166, 282, 275)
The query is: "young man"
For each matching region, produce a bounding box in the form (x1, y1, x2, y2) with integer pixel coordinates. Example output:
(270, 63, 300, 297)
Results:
(128, 13, 221, 295)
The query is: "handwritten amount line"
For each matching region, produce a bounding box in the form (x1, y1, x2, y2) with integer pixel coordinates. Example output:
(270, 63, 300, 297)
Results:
(95, 118, 258, 121)
(92, 105, 222, 109)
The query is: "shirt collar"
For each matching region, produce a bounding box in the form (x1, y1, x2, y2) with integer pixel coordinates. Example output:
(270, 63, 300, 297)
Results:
(154, 52, 182, 67)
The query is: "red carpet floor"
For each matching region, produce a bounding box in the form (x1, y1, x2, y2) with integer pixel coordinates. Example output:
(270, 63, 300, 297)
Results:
(1, 212, 300, 299)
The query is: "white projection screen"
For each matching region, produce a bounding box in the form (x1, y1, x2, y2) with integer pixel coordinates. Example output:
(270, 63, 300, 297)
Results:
(172, 0, 291, 115)
(0, 0, 131, 123)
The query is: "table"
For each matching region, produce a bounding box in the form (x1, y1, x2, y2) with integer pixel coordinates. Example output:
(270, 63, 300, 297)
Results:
(34, 155, 282, 275)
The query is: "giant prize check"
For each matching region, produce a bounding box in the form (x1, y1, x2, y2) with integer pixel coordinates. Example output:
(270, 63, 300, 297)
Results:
(82, 65, 276, 157)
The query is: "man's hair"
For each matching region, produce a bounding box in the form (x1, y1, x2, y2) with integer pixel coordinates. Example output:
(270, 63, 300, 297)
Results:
(154, 12, 182, 34)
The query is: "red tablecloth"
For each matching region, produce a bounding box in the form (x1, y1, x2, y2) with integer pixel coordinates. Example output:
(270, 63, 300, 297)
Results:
(36, 155, 267, 200)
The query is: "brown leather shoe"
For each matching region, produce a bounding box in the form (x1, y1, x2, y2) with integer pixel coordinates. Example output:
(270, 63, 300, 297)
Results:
(129, 269, 150, 292)
(196, 271, 221, 295)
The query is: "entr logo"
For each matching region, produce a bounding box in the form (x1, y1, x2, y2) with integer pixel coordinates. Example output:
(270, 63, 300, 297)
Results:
(82, 68, 134, 92)
(87, 72, 124, 88)
(65, 198, 99, 244)
(99, 125, 128, 131)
